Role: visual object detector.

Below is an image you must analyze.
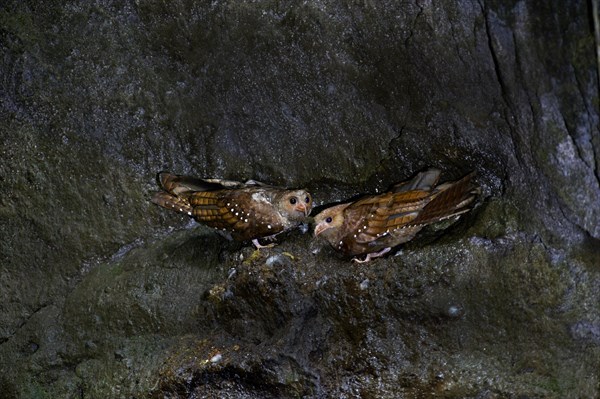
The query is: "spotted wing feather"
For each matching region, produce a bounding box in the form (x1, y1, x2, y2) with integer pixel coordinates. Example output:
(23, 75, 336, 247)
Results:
(188, 189, 285, 241)
(187, 190, 244, 234)
(151, 192, 193, 215)
(342, 192, 426, 249)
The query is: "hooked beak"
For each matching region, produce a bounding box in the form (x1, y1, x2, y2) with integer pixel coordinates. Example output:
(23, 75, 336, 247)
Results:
(295, 202, 309, 217)
(314, 222, 327, 237)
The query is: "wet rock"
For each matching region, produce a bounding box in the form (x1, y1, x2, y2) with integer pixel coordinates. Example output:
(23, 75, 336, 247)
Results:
(1, 0, 599, 398)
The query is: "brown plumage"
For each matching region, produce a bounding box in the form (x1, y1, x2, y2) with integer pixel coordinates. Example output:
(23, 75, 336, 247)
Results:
(152, 172, 313, 248)
(313, 170, 479, 262)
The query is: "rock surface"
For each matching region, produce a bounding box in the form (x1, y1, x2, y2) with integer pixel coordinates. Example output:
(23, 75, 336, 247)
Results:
(1, 0, 599, 397)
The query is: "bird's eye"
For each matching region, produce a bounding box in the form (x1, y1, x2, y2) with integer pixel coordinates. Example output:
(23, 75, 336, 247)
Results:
(305, 196, 310, 203)
(326, 217, 333, 223)
(289, 197, 297, 205)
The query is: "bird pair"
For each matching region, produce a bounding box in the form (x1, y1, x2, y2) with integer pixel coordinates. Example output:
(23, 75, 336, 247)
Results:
(151, 170, 479, 263)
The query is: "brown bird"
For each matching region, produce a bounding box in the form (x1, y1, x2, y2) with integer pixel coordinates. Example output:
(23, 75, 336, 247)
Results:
(152, 172, 313, 249)
(313, 170, 479, 262)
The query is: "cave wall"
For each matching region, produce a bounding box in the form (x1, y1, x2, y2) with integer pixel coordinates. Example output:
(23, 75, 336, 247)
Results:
(0, 0, 599, 397)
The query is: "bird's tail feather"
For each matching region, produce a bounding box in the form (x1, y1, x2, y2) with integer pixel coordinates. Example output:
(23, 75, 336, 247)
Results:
(411, 172, 479, 225)
(151, 192, 193, 215)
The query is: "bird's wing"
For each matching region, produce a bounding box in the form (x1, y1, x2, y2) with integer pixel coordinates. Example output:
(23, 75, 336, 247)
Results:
(345, 191, 432, 245)
(339, 195, 393, 245)
(151, 192, 194, 215)
(390, 169, 441, 193)
(202, 178, 250, 189)
(189, 189, 284, 240)
(158, 172, 244, 195)
(243, 179, 270, 187)
(383, 190, 431, 229)
(409, 172, 478, 225)
(188, 190, 247, 232)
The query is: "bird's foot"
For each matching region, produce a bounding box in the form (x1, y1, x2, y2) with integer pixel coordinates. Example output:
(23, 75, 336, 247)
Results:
(352, 247, 392, 263)
(252, 239, 277, 250)
(262, 234, 279, 242)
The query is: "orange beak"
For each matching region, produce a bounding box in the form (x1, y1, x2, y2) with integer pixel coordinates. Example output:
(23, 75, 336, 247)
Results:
(295, 202, 309, 217)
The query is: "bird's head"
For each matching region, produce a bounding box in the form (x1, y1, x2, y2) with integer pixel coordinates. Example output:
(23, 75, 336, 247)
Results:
(313, 203, 348, 239)
(277, 190, 313, 220)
